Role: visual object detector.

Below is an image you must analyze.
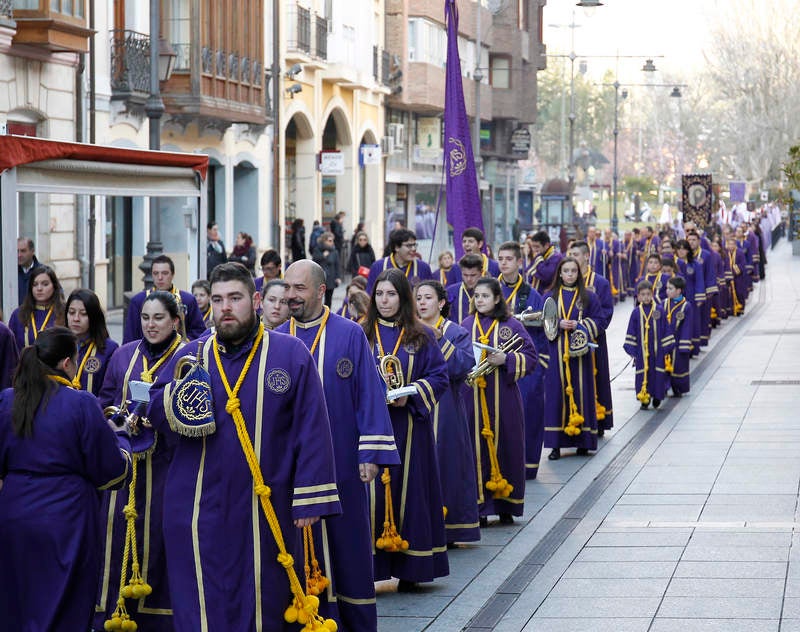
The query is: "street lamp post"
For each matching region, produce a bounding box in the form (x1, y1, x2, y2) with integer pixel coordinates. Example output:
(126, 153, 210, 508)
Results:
(140, 0, 176, 288)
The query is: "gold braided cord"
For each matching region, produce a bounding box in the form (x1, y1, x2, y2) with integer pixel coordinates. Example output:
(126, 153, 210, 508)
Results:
(303, 525, 330, 596)
(29, 305, 54, 341)
(72, 341, 96, 389)
(472, 317, 512, 498)
(375, 467, 408, 552)
(140, 336, 182, 383)
(389, 254, 413, 278)
(499, 274, 523, 307)
(559, 289, 584, 436)
(636, 304, 654, 405)
(47, 375, 75, 388)
(290, 307, 331, 357)
(212, 324, 336, 631)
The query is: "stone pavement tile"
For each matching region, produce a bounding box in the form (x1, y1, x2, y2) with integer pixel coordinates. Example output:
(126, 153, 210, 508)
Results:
(587, 530, 692, 547)
(548, 577, 670, 597)
(699, 505, 796, 522)
(705, 494, 797, 509)
(626, 481, 715, 494)
(604, 504, 703, 522)
(521, 617, 652, 631)
(784, 598, 800, 618)
(374, 617, 431, 631)
(617, 494, 709, 505)
(576, 546, 684, 562)
(562, 561, 677, 578)
(664, 577, 784, 598)
(633, 466, 721, 483)
(681, 544, 788, 562)
(737, 430, 800, 442)
(674, 561, 787, 578)
(779, 621, 800, 632)
(649, 619, 779, 632)
(376, 593, 451, 618)
(688, 531, 793, 547)
(657, 596, 782, 619)
(535, 596, 661, 618)
(727, 443, 800, 458)
(711, 482, 799, 495)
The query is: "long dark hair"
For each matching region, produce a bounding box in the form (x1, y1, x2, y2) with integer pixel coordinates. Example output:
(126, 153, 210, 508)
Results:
(12, 327, 77, 438)
(415, 279, 450, 319)
(66, 289, 110, 352)
(364, 269, 428, 349)
(143, 290, 181, 320)
(550, 256, 589, 309)
(474, 277, 510, 321)
(19, 265, 66, 325)
(675, 239, 694, 263)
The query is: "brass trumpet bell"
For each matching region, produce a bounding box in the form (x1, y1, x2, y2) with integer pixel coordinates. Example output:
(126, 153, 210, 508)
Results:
(514, 296, 559, 341)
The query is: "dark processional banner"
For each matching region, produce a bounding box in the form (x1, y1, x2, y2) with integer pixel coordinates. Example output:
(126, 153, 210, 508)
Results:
(682, 173, 713, 228)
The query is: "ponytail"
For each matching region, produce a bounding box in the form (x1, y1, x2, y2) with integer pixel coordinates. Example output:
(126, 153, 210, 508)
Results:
(12, 327, 77, 438)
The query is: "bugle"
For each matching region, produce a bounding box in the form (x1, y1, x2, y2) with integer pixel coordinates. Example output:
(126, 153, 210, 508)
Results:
(466, 334, 522, 387)
(514, 296, 559, 341)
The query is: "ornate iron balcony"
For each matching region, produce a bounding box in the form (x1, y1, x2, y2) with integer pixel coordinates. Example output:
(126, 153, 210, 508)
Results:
(110, 29, 150, 99)
(0, 0, 12, 19)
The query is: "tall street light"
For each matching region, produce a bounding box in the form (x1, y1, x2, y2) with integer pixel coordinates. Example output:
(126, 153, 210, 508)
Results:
(609, 78, 686, 233)
(140, 0, 176, 288)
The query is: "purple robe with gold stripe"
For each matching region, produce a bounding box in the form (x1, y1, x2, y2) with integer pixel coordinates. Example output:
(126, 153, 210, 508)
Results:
(8, 305, 58, 349)
(623, 302, 675, 402)
(75, 337, 119, 396)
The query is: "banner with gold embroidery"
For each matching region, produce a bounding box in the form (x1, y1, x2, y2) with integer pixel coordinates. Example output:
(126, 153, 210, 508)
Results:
(682, 173, 712, 229)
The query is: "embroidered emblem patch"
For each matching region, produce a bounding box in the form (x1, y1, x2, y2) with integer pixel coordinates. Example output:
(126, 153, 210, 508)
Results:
(676, 311, 685, 322)
(336, 358, 353, 379)
(499, 326, 513, 341)
(85, 357, 102, 374)
(266, 369, 291, 394)
(653, 310, 661, 321)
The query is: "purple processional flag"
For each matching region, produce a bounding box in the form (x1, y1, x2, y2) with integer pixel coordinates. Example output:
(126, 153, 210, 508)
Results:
(729, 181, 746, 203)
(444, 0, 484, 259)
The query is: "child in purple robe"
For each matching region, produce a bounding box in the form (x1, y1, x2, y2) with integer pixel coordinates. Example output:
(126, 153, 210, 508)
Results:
(462, 277, 536, 526)
(0, 328, 130, 630)
(637, 254, 670, 304)
(66, 289, 119, 395)
(623, 280, 675, 410)
(365, 269, 449, 592)
(664, 276, 694, 396)
(416, 280, 480, 544)
(543, 258, 604, 460)
(7, 265, 65, 350)
(527, 230, 563, 292)
(191, 279, 214, 329)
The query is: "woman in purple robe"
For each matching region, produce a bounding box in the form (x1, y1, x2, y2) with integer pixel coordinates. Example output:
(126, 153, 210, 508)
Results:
(0, 321, 19, 389)
(365, 269, 449, 591)
(0, 328, 130, 630)
(623, 280, 675, 410)
(543, 258, 603, 460)
(725, 237, 748, 315)
(8, 265, 66, 350)
(462, 278, 536, 526)
(66, 289, 119, 395)
(664, 276, 694, 396)
(94, 291, 185, 632)
(674, 240, 705, 356)
(415, 280, 480, 544)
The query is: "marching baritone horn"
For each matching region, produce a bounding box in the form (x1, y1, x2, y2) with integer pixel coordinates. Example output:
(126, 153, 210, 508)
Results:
(466, 334, 523, 387)
(514, 296, 559, 341)
(378, 354, 417, 403)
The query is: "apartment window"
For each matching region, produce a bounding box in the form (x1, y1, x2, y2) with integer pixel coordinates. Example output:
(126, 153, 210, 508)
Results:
(490, 55, 511, 89)
(407, 17, 445, 67)
(49, 0, 83, 17)
(166, 0, 190, 70)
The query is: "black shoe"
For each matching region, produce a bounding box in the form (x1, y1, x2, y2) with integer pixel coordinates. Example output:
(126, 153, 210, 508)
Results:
(479, 516, 489, 528)
(576, 448, 589, 456)
(640, 402, 650, 410)
(548, 448, 561, 461)
(672, 391, 682, 398)
(652, 398, 661, 409)
(447, 542, 459, 549)
(498, 513, 514, 525)
(598, 427, 605, 437)
(397, 579, 418, 593)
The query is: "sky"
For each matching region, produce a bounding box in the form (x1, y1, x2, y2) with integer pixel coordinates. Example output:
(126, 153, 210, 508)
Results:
(542, 0, 719, 83)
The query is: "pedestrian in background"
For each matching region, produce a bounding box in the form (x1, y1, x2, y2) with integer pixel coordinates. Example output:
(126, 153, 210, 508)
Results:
(290, 218, 306, 262)
(313, 232, 341, 307)
(206, 222, 227, 276)
(348, 231, 376, 276)
(309, 220, 324, 257)
(228, 231, 256, 275)
(16, 237, 40, 307)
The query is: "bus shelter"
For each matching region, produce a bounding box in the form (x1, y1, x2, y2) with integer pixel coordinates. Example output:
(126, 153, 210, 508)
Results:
(0, 135, 208, 313)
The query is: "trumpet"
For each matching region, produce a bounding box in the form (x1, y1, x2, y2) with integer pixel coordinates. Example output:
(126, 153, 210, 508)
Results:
(104, 401, 150, 436)
(466, 334, 522, 387)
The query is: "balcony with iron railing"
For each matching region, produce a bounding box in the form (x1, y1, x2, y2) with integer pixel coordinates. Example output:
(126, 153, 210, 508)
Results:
(287, 3, 311, 55)
(0, 0, 12, 19)
(314, 14, 327, 60)
(109, 30, 151, 103)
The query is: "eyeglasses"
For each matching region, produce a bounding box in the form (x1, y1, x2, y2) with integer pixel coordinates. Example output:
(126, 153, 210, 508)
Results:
(401, 242, 418, 250)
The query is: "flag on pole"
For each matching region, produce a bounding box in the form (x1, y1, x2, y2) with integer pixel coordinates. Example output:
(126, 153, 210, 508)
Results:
(444, 0, 484, 259)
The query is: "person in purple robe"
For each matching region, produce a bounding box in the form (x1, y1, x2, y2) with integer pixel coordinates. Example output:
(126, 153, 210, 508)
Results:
(279, 260, 400, 631)
(497, 241, 548, 480)
(461, 227, 500, 277)
(664, 276, 694, 396)
(569, 241, 615, 437)
(191, 279, 214, 330)
(622, 231, 640, 298)
(623, 281, 675, 410)
(0, 328, 131, 630)
(707, 240, 726, 327)
(123, 255, 206, 344)
(544, 258, 603, 460)
(462, 277, 536, 525)
(688, 231, 717, 348)
(604, 230, 625, 302)
(638, 226, 661, 272)
(261, 279, 290, 330)
(725, 237, 748, 316)
(8, 265, 66, 350)
(366, 229, 433, 293)
(734, 226, 754, 296)
(637, 254, 670, 304)
(446, 254, 483, 324)
(713, 239, 731, 320)
(254, 249, 283, 295)
(527, 230, 563, 293)
(94, 291, 186, 632)
(0, 321, 19, 389)
(745, 225, 761, 283)
(675, 239, 706, 356)
(147, 262, 341, 631)
(435, 250, 461, 287)
(585, 227, 606, 277)
(415, 280, 480, 544)
(66, 289, 119, 395)
(364, 268, 449, 592)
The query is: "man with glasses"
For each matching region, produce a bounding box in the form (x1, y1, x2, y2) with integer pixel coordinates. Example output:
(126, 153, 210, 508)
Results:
(366, 229, 432, 293)
(254, 249, 283, 294)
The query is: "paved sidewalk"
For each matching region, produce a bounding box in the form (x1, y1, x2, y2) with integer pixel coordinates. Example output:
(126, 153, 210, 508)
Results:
(377, 240, 800, 631)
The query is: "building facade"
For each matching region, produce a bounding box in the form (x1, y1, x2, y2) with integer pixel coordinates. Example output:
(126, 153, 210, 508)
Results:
(384, 0, 546, 253)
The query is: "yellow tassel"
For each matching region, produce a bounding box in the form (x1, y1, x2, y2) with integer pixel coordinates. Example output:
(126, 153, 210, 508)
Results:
(664, 354, 673, 374)
(376, 468, 409, 552)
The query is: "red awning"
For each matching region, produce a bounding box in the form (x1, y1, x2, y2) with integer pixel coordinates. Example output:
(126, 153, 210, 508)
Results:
(0, 135, 209, 180)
